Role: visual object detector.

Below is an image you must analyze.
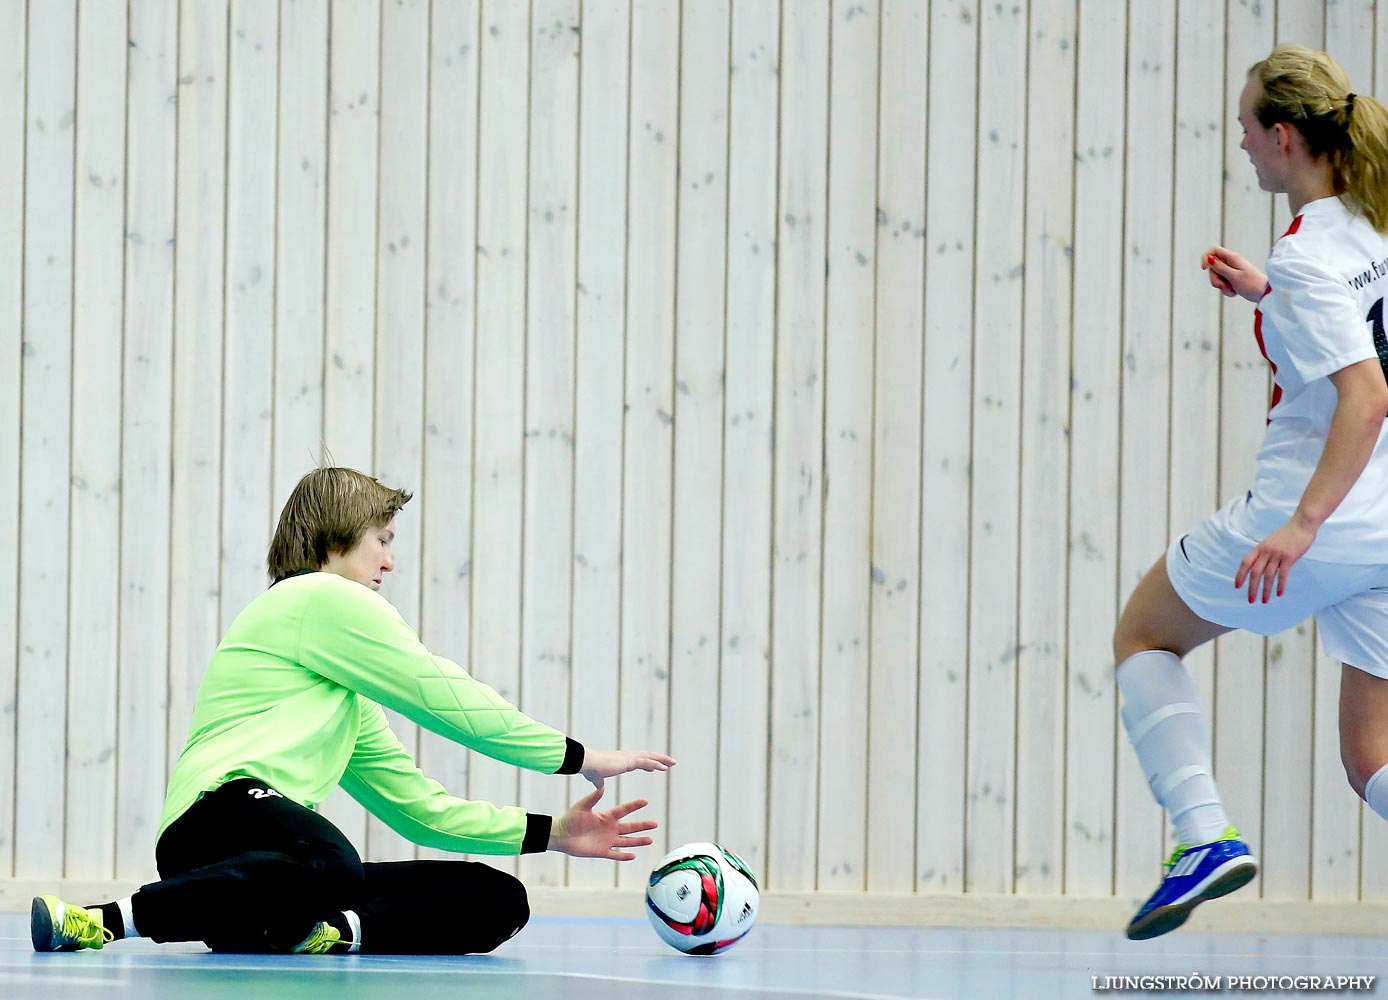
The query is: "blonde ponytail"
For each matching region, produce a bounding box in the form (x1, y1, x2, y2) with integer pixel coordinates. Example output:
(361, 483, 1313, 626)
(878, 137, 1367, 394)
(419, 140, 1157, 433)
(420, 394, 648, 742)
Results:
(1342, 92, 1388, 233)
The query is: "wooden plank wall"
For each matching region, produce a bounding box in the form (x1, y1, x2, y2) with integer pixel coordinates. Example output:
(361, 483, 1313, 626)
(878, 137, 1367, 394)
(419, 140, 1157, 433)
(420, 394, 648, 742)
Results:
(3, 0, 1387, 911)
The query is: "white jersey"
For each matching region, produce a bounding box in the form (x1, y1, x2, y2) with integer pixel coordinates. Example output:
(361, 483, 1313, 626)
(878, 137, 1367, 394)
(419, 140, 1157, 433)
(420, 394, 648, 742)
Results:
(1229, 195, 1388, 564)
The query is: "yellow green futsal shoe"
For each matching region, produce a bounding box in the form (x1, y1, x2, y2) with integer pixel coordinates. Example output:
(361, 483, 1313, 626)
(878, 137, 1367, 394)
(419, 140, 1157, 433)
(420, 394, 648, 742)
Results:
(1126, 827, 1258, 941)
(292, 920, 350, 954)
(30, 895, 114, 952)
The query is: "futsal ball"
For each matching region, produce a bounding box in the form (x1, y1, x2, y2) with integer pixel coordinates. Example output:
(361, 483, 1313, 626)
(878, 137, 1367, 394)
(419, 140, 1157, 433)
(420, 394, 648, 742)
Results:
(645, 842, 759, 955)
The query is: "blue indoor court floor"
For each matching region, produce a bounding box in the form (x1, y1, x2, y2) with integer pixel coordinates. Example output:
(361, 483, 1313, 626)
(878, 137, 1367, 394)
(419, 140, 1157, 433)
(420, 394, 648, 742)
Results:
(3, 913, 1387, 999)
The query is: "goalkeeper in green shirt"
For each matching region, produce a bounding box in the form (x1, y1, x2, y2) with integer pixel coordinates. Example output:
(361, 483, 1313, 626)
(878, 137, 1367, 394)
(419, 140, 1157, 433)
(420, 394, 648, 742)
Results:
(32, 467, 675, 955)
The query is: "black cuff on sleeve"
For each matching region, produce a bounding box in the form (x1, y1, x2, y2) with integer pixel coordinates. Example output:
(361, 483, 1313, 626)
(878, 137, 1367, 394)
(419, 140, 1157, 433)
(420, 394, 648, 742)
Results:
(522, 813, 552, 854)
(556, 737, 585, 775)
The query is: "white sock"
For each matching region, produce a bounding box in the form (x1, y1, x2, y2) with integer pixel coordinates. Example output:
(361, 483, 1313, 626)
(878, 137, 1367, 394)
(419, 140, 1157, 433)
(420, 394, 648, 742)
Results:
(343, 909, 361, 953)
(1117, 649, 1230, 846)
(117, 896, 141, 939)
(1365, 763, 1388, 822)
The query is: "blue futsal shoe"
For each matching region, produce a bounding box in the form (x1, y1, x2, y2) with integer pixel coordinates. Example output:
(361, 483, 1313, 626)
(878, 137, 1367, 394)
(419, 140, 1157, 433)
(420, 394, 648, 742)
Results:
(1126, 828, 1258, 941)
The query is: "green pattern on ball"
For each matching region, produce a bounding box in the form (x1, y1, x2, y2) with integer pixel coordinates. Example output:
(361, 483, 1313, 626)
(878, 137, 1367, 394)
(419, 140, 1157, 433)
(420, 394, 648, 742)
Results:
(718, 846, 758, 891)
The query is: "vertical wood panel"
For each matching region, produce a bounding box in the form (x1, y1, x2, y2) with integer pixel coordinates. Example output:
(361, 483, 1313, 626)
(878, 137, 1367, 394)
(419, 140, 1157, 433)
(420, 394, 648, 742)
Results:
(273, 0, 329, 509)
(1263, 621, 1315, 899)
(323, 0, 380, 479)
(365, 0, 429, 864)
(416, 0, 480, 865)
(0, 0, 26, 876)
(818, 0, 876, 892)
(318, 0, 381, 852)
(470, 0, 530, 874)
(767, 0, 828, 893)
(716, 0, 777, 881)
(1014, 0, 1075, 897)
(168, 0, 227, 787)
(66, 0, 127, 879)
(1113, 0, 1176, 898)
(667, 0, 728, 853)
(1065, 0, 1124, 897)
(519, 0, 579, 886)
(567, 0, 628, 890)
(117, 0, 177, 880)
(916, 0, 976, 895)
(220, 0, 278, 625)
(867, 0, 925, 896)
(15, 0, 76, 879)
(617, 0, 678, 890)
(964, 0, 1026, 895)
(1325, 0, 1372, 80)
(1377, 0, 1388, 147)
(1212, 0, 1276, 903)
(1313, 648, 1361, 901)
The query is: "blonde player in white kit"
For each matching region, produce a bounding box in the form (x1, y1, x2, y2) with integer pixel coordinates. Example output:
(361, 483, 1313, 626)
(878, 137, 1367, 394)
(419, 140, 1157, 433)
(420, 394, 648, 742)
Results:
(1115, 44, 1388, 941)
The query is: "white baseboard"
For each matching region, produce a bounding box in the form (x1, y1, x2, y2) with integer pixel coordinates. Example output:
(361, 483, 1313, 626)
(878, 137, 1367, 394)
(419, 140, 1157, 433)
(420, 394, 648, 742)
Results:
(3, 878, 1381, 936)
(526, 888, 1388, 936)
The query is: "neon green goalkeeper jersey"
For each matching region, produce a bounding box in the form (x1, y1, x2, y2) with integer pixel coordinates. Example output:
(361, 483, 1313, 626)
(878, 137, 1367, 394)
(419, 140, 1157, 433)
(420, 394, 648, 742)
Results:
(158, 572, 580, 854)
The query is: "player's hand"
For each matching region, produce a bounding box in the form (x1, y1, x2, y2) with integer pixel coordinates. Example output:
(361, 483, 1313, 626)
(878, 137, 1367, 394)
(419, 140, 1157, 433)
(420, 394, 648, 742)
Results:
(580, 748, 676, 790)
(548, 785, 656, 861)
(1202, 246, 1267, 302)
(1234, 516, 1317, 604)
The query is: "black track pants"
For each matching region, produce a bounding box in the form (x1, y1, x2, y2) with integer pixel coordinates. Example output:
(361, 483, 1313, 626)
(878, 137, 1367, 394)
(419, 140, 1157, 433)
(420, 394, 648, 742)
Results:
(134, 778, 528, 954)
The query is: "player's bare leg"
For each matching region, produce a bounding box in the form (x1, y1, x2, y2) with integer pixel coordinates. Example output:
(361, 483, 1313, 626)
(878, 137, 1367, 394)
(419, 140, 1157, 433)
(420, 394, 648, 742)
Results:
(1114, 557, 1231, 663)
(1338, 664, 1388, 815)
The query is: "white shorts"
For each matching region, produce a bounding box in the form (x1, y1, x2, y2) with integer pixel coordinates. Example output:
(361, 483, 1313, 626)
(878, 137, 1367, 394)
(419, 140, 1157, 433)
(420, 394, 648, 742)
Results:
(1167, 495, 1388, 678)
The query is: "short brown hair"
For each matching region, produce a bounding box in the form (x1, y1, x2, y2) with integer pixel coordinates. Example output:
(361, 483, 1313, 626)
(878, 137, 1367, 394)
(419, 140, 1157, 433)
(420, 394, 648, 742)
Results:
(267, 467, 412, 580)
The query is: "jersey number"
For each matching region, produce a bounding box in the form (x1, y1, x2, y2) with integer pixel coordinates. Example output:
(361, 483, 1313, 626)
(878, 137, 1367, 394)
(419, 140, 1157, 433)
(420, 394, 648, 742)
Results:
(1366, 298, 1388, 391)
